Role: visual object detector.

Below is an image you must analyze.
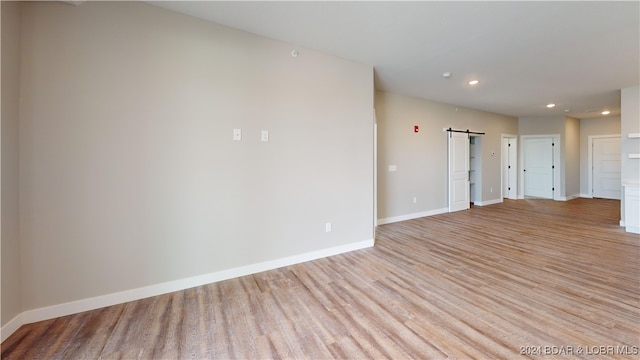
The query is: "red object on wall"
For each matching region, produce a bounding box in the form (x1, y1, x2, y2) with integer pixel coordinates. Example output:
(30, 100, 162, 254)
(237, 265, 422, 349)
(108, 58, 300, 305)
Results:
(414, 125, 419, 133)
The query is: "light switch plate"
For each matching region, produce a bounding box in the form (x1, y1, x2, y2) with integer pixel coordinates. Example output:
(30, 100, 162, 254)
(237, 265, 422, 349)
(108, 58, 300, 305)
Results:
(261, 130, 269, 142)
(233, 129, 242, 141)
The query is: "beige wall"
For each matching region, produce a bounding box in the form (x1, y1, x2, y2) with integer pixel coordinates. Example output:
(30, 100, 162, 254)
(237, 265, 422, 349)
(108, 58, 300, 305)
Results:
(621, 86, 640, 184)
(18, 1, 374, 311)
(375, 91, 517, 221)
(565, 116, 580, 198)
(519, 116, 565, 136)
(579, 116, 621, 196)
(1, 0, 23, 328)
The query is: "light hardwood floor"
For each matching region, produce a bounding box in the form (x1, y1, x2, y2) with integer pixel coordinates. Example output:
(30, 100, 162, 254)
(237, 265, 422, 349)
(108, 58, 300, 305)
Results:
(2, 198, 639, 359)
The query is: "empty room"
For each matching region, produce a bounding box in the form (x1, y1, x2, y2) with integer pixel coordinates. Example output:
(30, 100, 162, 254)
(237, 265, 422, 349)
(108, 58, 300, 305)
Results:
(2, 1, 639, 359)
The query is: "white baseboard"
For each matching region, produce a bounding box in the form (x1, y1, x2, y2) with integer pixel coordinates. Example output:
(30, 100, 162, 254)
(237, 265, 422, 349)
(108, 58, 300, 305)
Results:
(561, 194, 580, 201)
(1, 313, 24, 343)
(626, 226, 640, 234)
(1, 239, 374, 342)
(474, 198, 503, 206)
(378, 207, 448, 225)
(580, 193, 593, 198)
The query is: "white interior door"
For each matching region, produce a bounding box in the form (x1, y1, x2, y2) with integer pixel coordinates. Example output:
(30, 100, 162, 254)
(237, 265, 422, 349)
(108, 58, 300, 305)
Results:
(593, 137, 621, 199)
(524, 138, 553, 199)
(502, 137, 517, 199)
(449, 132, 470, 212)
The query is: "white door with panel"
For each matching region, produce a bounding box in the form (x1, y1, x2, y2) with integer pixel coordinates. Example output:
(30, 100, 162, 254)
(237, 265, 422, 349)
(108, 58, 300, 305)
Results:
(523, 138, 554, 199)
(592, 137, 621, 200)
(448, 132, 470, 212)
(502, 137, 517, 199)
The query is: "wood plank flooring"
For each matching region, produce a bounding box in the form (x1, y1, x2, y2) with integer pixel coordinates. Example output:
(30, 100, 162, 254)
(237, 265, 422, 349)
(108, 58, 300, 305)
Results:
(2, 198, 639, 359)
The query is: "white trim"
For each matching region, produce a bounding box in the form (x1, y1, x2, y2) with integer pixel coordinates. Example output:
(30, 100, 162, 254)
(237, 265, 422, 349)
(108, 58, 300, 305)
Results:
(1, 313, 24, 343)
(620, 220, 626, 227)
(626, 226, 640, 234)
(373, 120, 378, 228)
(474, 198, 503, 206)
(378, 207, 448, 225)
(558, 194, 580, 201)
(501, 134, 518, 200)
(0, 239, 374, 341)
(580, 193, 593, 198)
(588, 134, 621, 198)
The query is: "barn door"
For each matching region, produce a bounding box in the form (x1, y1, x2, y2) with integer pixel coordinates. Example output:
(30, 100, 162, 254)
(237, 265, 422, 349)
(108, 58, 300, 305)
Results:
(448, 132, 470, 212)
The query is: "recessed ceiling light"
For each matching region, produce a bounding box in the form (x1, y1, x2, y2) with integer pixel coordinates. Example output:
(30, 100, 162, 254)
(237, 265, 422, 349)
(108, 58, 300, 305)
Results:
(546, 103, 556, 108)
(442, 72, 452, 78)
(601, 110, 610, 115)
(564, 109, 571, 113)
(468, 80, 479, 85)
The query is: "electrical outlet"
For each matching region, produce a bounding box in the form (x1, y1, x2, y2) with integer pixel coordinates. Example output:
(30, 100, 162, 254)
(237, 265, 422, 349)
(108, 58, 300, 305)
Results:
(233, 128, 242, 141)
(325, 222, 332, 233)
(413, 197, 417, 204)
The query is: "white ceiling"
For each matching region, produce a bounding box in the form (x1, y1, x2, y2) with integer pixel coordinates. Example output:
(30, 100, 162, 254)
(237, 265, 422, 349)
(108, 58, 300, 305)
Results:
(149, 1, 639, 119)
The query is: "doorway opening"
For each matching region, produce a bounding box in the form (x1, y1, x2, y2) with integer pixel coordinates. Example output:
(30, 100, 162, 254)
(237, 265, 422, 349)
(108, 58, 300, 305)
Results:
(470, 136, 482, 205)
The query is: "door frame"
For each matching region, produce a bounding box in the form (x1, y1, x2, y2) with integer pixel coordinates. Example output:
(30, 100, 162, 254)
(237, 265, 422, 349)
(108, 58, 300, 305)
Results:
(469, 135, 482, 204)
(501, 134, 518, 200)
(519, 134, 561, 200)
(587, 134, 620, 199)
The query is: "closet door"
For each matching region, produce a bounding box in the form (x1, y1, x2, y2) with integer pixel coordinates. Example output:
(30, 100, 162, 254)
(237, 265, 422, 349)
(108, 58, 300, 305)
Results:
(523, 137, 554, 199)
(593, 137, 621, 200)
